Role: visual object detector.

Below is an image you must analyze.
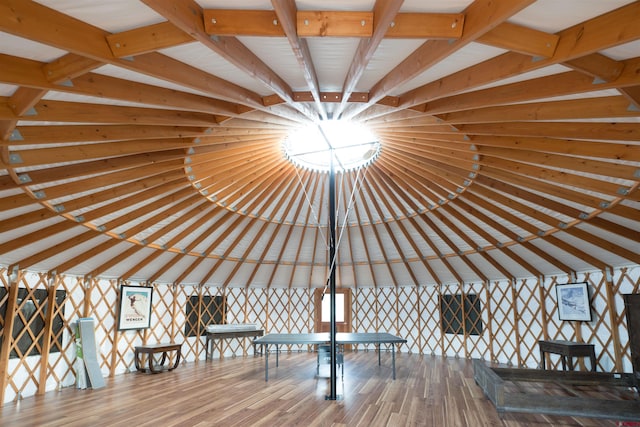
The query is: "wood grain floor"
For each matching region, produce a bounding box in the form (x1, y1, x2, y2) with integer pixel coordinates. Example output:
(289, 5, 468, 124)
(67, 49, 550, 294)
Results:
(0, 350, 634, 426)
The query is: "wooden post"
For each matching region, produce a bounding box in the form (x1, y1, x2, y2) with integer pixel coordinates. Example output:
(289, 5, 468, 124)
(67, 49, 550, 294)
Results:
(438, 285, 445, 355)
(414, 286, 421, 354)
(37, 272, 58, 395)
(484, 281, 495, 363)
(510, 279, 523, 367)
(537, 277, 549, 368)
(171, 283, 178, 342)
(82, 275, 92, 318)
(605, 268, 623, 371)
(0, 267, 21, 403)
(110, 279, 121, 377)
(461, 283, 468, 359)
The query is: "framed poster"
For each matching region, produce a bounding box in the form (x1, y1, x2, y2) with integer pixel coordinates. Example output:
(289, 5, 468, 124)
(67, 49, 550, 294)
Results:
(117, 285, 153, 330)
(556, 282, 591, 321)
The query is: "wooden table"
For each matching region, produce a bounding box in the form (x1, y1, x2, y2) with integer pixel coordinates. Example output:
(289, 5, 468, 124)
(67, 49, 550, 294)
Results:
(539, 340, 596, 371)
(134, 343, 182, 373)
(205, 329, 264, 360)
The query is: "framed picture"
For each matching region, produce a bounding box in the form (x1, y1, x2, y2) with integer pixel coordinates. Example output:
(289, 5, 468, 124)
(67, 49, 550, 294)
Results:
(117, 285, 153, 330)
(556, 282, 592, 321)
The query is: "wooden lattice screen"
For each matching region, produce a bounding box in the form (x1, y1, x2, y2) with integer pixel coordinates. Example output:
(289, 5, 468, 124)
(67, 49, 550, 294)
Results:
(1, 266, 639, 404)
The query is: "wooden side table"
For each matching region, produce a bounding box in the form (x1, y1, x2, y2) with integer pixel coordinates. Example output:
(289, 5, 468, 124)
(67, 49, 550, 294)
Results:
(539, 340, 596, 371)
(135, 343, 182, 373)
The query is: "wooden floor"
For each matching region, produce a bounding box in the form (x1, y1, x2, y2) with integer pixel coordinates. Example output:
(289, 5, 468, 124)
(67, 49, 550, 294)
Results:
(0, 351, 636, 426)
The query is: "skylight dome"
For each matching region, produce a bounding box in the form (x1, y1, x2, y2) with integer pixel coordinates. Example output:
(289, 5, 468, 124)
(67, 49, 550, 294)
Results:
(283, 120, 381, 172)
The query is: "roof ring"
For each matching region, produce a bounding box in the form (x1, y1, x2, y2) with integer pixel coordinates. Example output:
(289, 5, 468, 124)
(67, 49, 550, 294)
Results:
(283, 120, 381, 173)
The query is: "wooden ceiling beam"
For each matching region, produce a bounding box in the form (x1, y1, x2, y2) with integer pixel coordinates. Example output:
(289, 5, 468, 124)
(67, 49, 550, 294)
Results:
(12, 150, 188, 187)
(479, 144, 639, 183)
(457, 121, 640, 142)
(424, 67, 640, 117)
(106, 21, 192, 58)
(479, 155, 625, 201)
(417, 209, 494, 281)
(587, 216, 640, 242)
(383, 136, 478, 166)
(29, 160, 187, 202)
(470, 134, 640, 162)
(477, 21, 559, 58)
(189, 146, 278, 178)
(77, 181, 189, 225)
(97, 189, 198, 235)
(0, 99, 221, 127)
(0, 208, 55, 234)
(8, 139, 195, 168)
(272, 0, 326, 120)
(6, 125, 209, 146)
(360, 175, 424, 286)
(440, 95, 639, 124)
(620, 85, 640, 111)
(215, 157, 296, 211)
(241, 166, 301, 221)
(608, 201, 640, 223)
(52, 172, 187, 215)
(413, 218, 466, 284)
(384, 13, 463, 39)
(147, 226, 221, 283)
(355, 0, 536, 117)
(398, 1, 640, 110)
(119, 206, 221, 280)
(462, 190, 540, 238)
(478, 165, 606, 212)
(335, 0, 403, 119)
(297, 11, 373, 37)
(563, 53, 626, 83)
(12, 230, 97, 271)
(386, 149, 469, 194)
(141, 0, 318, 121)
(475, 249, 517, 281)
(475, 173, 589, 222)
(0, 220, 77, 257)
(90, 244, 150, 280)
(563, 227, 640, 265)
(54, 237, 121, 276)
(375, 156, 454, 206)
(114, 196, 210, 246)
(191, 149, 278, 193)
(0, 194, 37, 212)
(0, 0, 272, 113)
(544, 234, 609, 271)
(471, 179, 564, 233)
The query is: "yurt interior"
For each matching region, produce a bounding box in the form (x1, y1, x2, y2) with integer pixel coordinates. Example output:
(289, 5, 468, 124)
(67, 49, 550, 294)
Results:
(1, 0, 640, 426)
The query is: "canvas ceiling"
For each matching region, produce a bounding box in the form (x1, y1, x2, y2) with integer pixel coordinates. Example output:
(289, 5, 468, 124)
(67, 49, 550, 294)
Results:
(0, 0, 639, 288)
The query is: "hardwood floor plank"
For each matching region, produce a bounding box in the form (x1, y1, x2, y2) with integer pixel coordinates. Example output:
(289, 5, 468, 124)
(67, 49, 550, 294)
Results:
(0, 352, 631, 426)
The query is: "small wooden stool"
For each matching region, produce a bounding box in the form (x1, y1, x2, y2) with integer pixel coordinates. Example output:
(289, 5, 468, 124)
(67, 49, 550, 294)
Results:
(134, 343, 182, 373)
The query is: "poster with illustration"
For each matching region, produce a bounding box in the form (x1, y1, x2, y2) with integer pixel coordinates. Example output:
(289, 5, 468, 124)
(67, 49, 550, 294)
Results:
(117, 285, 153, 330)
(556, 282, 591, 321)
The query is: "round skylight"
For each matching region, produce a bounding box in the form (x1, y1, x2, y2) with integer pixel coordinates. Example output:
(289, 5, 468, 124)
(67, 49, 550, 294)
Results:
(283, 120, 381, 172)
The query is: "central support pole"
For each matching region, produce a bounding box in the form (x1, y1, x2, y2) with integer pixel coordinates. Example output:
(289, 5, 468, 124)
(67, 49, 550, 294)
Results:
(327, 149, 338, 400)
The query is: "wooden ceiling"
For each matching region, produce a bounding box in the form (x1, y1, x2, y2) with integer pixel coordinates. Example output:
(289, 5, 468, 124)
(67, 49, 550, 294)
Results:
(0, 0, 639, 288)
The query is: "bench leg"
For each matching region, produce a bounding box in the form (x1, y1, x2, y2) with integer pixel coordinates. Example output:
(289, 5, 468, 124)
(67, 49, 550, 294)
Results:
(169, 348, 181, 370)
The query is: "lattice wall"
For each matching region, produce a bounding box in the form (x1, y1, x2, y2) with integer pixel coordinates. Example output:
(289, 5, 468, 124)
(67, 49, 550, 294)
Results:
(1, 266, 639, 404)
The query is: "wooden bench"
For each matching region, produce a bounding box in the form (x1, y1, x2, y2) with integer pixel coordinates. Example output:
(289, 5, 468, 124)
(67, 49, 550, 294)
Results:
(134, 343, 182, 373)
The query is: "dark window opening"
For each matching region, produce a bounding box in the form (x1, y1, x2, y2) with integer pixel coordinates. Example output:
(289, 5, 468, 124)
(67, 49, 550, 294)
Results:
(440, 293, 483, 335)
(0, 287, 66, 358)
(185, 295, 225, 337)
